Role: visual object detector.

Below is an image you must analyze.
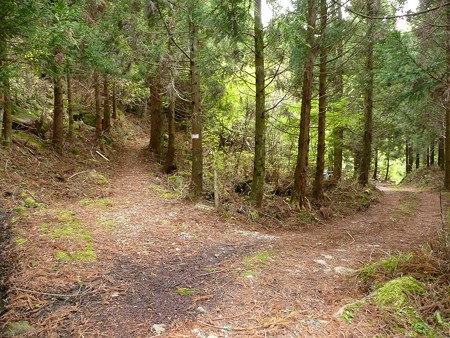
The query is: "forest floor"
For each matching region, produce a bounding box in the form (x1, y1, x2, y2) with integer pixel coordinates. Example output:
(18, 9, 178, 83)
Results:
(0, 134, 442, 337)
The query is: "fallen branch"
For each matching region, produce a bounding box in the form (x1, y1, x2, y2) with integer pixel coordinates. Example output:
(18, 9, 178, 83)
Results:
(14, 287, 87, 298)
(67, 170, 89, 180)
(96, 150, 110, 161)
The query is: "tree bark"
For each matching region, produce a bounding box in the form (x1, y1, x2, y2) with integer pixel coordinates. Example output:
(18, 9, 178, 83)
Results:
(444, 7, 450, 189)
(250, 0, 266, 207)
(415, 152, 420, 169)
(358, 0, 375, 186)
(292, 0, 317, 207)
(52, 76, 64, 154)
(189, 21, 203, 197)
(1, 42, 12, 147)
(430, 140, 435, 166)
(385, 140, 390, 181)
(426, 147, 430, 168)
(332, 0, 344, 182)
(94, 70, 102, 143)
(112, 81, 117, 119)
(1, 77, 12, 147)
(103, 74, 111, 131)
(372, 146, 378, 180)
(408, 144, 414, 172)
(438, 136, 444, 170)
(313, 0, 328, 200)
(164, 86, 176, 174)
(149, 77, 163, 158)
(67, 72, 74, 138)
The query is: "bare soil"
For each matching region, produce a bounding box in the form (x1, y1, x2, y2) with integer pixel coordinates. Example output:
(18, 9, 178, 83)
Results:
(0, 136, 442, 337)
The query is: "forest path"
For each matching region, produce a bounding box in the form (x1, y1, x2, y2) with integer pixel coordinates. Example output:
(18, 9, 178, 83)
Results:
(44, 137, 442, 337)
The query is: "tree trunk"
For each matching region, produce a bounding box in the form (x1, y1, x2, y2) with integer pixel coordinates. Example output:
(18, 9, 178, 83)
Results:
(430, 140, 435, 166)
(189, 22, 203, 198)
(94, 70, 102, 143)
(1, 77, 12, 147)
(444, 8, 450, 189)
(164, 86, 176, 174)
(292, 0, 317, 207)
(112, 81, 117, 119)
(385, 140, 390, 181)
(1, 42, 12, 147)
(332, 0, 344, 182)
(408, 145, 414, 172)
(313, 0, 328, 200)
(67, 72, 74, 138)
(358, 0, 375, 186)
(416, 152, 420, 169)
(426, 147, 430, 168)
(439, 136, 444, 170)
(354, 148, 361, 178)
(372, 146, 378, 180)
(149, 77, 163, 158)
(52, 76, 64, 154)
(250, 0, 266, 207)
(103, 74, 111, 131)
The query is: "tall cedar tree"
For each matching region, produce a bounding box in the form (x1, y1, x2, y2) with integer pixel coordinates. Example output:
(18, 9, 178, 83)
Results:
(332, 0, 344, 181)
(313, 0, 328, 200)
(444, 7, 450, 189)
(189, 20, 203, 197)
(250, 0, 266, 207)
(292, 0, 317, 207)
(358, 0, 375, 185)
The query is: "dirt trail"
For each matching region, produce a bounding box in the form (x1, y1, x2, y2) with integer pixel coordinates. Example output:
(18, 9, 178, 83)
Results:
(7, 138, 441, 337)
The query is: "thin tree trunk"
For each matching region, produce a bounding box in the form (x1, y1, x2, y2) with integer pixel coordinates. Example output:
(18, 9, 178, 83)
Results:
(292, 0, 317, 207)
(358, 0, 375, 186)
(372, 146, 378, 180)
(406, 140, 412, 173)
(416, 152, 420, 169)
(408, 145, 414, 172)
(313, 0, 328, 200)
(52, 76, 64, 154)
(94, 70, 102, 143)
(332, 0, 344, 182)
(439, 136, 444, 170)
(430, 140, 435, 166)
(112, 81, 117, 119)
(67, 72, 74, 138)
(250, 0, 266, 207)
(103, 74, 111, 131)
(1, 77, 12, 147)
(149, 78, 163, 158)
(189, 21, 203, 197)
(1, 42, 12, 147)
(427, 147, 430, 168)
(385, 140, 390, 181)
(164, 86, 176, 174)
(354, 148, 360, 178)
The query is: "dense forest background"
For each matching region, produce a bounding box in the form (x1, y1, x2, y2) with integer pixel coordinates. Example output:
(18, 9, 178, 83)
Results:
(1, 0, 449, 203)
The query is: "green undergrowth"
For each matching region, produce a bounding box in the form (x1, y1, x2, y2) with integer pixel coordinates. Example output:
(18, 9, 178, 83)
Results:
(40, 209, 96, 262)
(340, 246, 450, 337)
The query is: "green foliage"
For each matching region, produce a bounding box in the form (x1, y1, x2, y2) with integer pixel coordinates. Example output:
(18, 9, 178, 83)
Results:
(373, 276, 424, 308)
(359, 252, 413, 285)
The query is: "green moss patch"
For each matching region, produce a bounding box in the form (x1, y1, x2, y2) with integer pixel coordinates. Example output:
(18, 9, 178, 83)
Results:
(373, 276, 424, 308)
